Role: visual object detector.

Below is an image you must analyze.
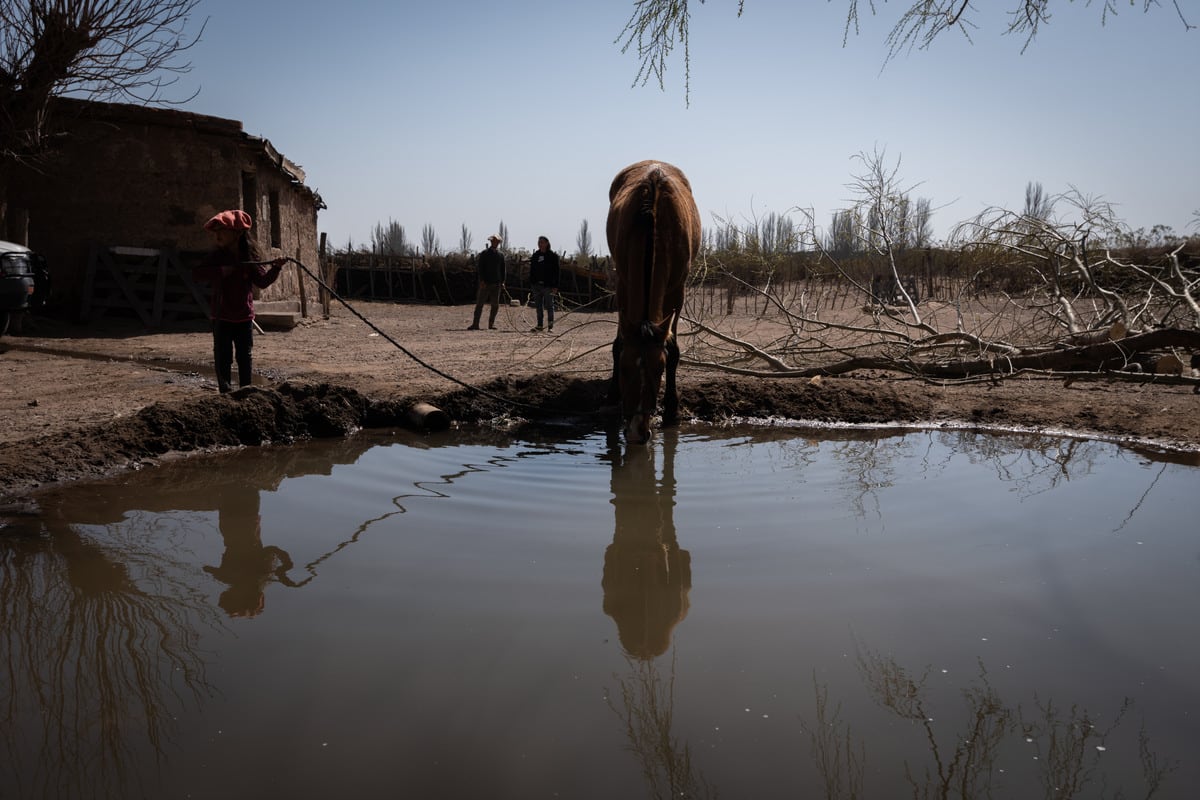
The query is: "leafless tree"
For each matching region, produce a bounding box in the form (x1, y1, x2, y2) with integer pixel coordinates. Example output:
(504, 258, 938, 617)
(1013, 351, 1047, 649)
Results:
(458, 223, 472, 254)
(371, 219, 407, 255)
(756, 211, 797, 255)
(821, 154, 919, 261)
(576, 218, 592, 258)
(420, 223, 440, 256)
(826, 208, 859, 256)
(497, 220, 509, 251)
(1024, 180, 1055, 220)
(909, 196, 934, 248)
(710, 217, 739, 252)
(0, 0, 204, 232)
(618, 1, 1192, 103)
(866, 0, 1194, 60)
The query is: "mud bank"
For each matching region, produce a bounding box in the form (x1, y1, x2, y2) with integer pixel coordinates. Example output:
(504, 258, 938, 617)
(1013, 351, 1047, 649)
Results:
(4, 369, 1198, 506)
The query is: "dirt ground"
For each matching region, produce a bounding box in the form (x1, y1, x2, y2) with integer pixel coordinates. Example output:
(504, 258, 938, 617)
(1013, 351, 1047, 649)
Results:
(2, 299, 1199, 503)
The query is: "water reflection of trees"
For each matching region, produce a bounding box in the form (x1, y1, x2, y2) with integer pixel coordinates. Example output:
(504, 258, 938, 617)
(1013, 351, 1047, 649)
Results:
(603, 640, 1175, 798)
(809, 680, 866, 799)
(746, 427, 1178, 524)
(805, 647, 1177, 799)
(606, 652, 717, 800)
(826, 435, 904, 521)
(950, 433, 1107, 500)
(854, 650, 1012, 797)
(837, 432, 1109, 509)
(0, 435, 395, 798)
(0, 515, 219, 800)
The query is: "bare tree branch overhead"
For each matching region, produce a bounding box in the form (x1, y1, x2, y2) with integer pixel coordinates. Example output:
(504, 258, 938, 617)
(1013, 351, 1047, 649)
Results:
(0, 0, 204, 158)
(1, 0, 204, 235)
(619, 1, 1193, 102)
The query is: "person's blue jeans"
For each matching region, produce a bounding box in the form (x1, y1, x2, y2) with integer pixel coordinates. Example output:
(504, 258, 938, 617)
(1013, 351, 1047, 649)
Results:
(532, 284, 555, 328)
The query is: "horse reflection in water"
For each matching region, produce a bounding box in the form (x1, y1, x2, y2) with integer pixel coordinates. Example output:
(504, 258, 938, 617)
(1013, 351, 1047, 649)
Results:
(602, 430, 717, 798)
(203, 484, 306, 618)
(602, 429, 691, 659)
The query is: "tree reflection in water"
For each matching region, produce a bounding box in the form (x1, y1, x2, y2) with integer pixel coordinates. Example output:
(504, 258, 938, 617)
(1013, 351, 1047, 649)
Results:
(817, 429, 1178, 528)
(0, 514, 219, 800)
(809, 680, 866, 799)
(802, 646, 1178, 799)
(606, 652, 717, 800)
(855, 650, 1012, 796)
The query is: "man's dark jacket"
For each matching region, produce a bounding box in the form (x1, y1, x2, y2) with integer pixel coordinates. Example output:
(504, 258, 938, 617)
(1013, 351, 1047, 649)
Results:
(477, 246, 506, 284)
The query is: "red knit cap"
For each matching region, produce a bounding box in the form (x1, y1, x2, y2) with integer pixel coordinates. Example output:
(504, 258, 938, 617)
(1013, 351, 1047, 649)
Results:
(204, 209, 253, 231)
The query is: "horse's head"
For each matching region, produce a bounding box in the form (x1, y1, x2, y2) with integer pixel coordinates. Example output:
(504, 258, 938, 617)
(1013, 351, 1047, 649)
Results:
(619, 318, 671, 445)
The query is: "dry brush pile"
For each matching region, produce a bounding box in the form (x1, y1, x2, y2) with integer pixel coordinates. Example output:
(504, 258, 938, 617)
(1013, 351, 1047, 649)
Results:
(679, 156, 1200, 393)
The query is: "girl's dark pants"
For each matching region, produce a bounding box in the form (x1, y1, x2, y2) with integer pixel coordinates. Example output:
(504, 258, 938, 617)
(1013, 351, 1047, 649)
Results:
(213, 319, 254, 393)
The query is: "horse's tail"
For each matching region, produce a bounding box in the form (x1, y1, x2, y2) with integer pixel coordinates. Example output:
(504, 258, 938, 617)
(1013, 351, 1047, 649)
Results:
(638, 168, 662, 327)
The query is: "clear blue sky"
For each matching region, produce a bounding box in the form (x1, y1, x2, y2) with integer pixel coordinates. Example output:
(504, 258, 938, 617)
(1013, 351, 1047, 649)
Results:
(178, 1, 1198, 255)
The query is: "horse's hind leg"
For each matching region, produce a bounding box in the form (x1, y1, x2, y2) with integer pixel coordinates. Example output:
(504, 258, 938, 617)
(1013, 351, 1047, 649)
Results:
(662, 335, 681, 426)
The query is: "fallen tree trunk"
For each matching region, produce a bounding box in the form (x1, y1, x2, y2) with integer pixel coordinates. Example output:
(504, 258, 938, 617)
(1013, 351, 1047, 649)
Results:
(684, 328, 1200, 388)
(908, 328, 1200, 379)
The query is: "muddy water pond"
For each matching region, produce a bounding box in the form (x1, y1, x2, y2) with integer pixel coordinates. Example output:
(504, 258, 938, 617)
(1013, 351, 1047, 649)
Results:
(2, 424, 1197, 799)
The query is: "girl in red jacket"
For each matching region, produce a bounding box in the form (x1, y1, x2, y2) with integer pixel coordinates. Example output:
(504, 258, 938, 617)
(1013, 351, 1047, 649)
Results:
(193, 210, 286, 393)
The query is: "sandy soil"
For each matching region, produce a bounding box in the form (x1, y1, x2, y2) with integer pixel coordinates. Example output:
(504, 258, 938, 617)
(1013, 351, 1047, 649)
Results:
(2, 299, 1198, 503)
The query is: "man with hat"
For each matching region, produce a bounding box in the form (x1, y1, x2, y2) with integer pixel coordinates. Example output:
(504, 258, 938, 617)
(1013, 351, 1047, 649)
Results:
(468, 234, 506, 330)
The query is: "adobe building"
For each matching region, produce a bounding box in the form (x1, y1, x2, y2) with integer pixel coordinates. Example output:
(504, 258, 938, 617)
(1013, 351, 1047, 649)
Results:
(7, 97, 326, 324)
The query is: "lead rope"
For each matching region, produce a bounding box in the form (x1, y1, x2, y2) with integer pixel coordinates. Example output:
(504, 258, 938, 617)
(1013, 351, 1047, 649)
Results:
(246, 257, 605, 591)
(247, 258, 573, 416)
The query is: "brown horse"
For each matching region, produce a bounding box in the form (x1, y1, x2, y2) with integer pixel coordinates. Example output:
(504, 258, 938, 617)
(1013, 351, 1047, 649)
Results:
(605, 160, 701, 444)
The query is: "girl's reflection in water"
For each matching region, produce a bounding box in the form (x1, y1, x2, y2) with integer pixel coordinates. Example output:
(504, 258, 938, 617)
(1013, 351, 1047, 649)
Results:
(202, 484, 306, 618)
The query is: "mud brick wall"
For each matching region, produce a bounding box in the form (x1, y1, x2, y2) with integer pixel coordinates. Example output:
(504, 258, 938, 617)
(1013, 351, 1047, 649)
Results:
(11, 98, 323, 317)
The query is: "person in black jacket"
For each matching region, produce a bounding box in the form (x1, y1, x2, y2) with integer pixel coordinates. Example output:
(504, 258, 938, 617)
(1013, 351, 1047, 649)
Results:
(528, 236, 560, 332)
(468, 234, 506, 330)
